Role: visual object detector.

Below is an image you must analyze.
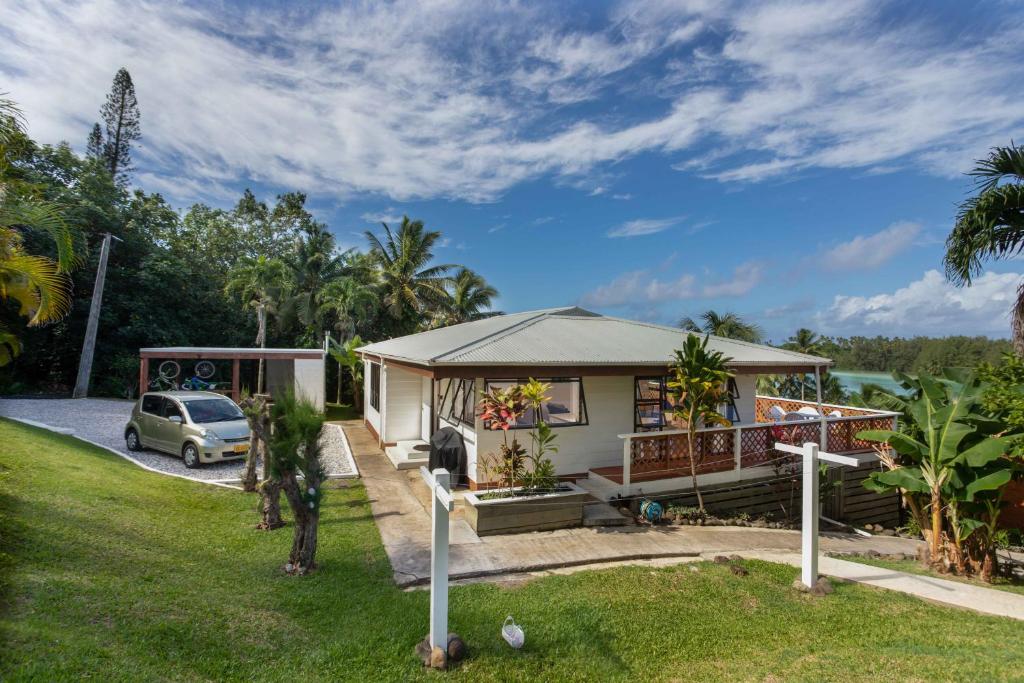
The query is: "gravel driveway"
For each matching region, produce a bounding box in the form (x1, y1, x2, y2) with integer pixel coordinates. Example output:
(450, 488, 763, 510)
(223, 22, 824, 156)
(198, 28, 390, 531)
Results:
(0, 397, 357, 482)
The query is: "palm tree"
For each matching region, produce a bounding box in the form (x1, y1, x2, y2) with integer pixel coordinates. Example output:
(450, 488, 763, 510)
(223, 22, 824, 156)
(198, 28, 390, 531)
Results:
(943, 142, 1024, 352)
(328, 335, 364, 408)
(0, 96, 78, 364)
(679, 310, 762, 343)
(364, 217, 453, 333)
(433, 267, 500, 327)
(225, 256, 287, 392)
(319, 277, 377, 341)
(783, 328, 822, 356)
(283, 224, 347, 342)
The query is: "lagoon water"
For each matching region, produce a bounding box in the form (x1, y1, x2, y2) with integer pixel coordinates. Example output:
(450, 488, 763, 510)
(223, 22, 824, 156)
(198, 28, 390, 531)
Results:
(830, 370, 905, 395)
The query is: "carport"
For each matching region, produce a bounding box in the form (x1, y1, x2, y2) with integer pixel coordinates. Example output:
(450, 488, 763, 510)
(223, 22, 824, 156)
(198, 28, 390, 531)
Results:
(139, 347, 326, 407)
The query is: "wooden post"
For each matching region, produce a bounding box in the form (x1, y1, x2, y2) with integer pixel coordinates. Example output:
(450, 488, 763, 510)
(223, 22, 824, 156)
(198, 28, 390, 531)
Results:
(420, 467, 454, 652)
(72, 233, 112, 398)
(733, 426, 742, 472)
(231, 358, 241, 403)
(776, 441, 862, 589)
(801, 442, 820, 588)
(139, 356, 149, 398)
(622, 437, 631, 498)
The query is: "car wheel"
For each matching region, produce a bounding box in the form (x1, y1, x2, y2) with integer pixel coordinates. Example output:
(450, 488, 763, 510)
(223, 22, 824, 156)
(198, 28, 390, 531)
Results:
(125, 428, 141, 452)
(182, 443, 201, 469)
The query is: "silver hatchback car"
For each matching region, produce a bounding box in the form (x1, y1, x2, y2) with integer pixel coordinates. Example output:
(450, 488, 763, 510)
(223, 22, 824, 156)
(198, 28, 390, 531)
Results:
(125, 391, 251, 468)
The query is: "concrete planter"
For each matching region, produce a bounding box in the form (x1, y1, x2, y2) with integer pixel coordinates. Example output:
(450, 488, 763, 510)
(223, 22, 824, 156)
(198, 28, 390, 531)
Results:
(464, 483, 588, 536)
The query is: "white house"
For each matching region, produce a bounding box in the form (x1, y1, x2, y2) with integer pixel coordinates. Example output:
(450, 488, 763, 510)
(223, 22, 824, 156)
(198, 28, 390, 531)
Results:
(357, 307, 897, 497)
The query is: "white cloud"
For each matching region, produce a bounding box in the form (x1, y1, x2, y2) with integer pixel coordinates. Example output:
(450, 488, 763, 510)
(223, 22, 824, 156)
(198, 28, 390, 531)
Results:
(580, 261, 763, 307)
(608, 216, 684, 238)
(821, 221, 921, 270)
(361, 209, 405, 225)
(1, 1, 1021, 204)
(817, 269, 1020, 337)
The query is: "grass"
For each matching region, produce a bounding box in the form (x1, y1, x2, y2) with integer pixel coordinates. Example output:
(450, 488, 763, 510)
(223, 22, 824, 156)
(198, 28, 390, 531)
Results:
(2, 418, 1023, 682)
(324, 402, 360, 422)
(843, 555, 1024, 596)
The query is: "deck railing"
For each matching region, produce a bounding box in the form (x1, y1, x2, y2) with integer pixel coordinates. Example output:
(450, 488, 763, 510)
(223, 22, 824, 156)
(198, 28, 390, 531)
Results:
(615, 397, 899, 496)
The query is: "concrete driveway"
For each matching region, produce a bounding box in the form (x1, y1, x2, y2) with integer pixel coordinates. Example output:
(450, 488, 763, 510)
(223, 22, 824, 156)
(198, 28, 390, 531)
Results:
(0, 397, 356, 482)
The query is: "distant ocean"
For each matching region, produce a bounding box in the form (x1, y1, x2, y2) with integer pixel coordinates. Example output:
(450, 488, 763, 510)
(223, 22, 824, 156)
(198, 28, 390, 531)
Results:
(830, 370, 906, 395)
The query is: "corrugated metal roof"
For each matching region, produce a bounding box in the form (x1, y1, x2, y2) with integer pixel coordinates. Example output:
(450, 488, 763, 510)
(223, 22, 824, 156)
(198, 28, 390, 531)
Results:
(358, 308, 831, 368)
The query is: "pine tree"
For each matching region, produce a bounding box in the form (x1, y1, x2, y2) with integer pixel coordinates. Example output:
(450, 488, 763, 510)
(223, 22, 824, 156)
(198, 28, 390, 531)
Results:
(99, 67, 140, 183)
(85, 123, 104, 159)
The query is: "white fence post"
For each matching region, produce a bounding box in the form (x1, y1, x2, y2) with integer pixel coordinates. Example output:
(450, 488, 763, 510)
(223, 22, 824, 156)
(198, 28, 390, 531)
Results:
(733, 426, 742, 472)
(801, 442, 820, 588)
(622, 437, 631, 498)
(420, 467, 453, 652)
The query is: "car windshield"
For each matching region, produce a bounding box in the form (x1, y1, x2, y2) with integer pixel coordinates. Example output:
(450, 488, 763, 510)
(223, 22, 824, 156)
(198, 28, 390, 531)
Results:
(183, 399, 244, 424)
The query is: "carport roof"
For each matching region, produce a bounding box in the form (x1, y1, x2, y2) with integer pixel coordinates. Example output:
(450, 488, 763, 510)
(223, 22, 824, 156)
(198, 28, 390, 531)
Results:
(139, 347, 324, 359)
(357, 307, 831, 369)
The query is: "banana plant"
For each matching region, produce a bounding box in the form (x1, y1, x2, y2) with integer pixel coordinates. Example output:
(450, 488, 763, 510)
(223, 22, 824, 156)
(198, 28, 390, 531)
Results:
(858, 369, 1019, 568)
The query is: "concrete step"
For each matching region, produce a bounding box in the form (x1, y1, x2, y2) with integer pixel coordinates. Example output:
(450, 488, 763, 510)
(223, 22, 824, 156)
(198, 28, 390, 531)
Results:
(576, 473, 620, 502)
(583, 500, 633, 527)
(385, 440, 430, 470)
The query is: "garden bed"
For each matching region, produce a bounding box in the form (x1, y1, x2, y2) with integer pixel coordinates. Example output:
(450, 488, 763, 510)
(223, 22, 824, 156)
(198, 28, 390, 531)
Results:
(463, 482, 588, 536)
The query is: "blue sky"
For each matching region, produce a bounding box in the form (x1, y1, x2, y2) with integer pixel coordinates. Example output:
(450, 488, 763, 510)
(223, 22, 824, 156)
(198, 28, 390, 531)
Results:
(3, 0, 1023, 341)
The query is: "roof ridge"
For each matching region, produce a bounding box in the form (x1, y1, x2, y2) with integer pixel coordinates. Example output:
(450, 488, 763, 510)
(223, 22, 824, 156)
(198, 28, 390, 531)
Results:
(592, 314, 832, 363)
(429, 307, 578, 362)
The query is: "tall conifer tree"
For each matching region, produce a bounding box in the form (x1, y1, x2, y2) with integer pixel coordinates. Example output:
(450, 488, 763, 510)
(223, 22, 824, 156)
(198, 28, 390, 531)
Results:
(99, 67, 140, 183)
(85, 123, 104, 159)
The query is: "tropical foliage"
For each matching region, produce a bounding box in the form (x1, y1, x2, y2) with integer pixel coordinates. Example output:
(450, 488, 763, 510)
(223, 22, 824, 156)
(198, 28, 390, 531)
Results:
(0, 96, 80, 365)
(478, 379, 559, 494)
(667, 334, 735, 511)
(857, 369, 1023, 581)
(943, 142, 1024, 351)
(268, 391, 326, 573)
(679, 310, 762, 343)
(0, 90, 498, 397)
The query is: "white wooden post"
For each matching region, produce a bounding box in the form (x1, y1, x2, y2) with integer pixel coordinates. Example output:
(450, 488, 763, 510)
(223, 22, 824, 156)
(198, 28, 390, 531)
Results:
(420, 467, 454, 651)
(776, 442, 861, 589)
(733, 426, 742, 472)
(801, 442, 820, 587)
(621, 437, 631, 498)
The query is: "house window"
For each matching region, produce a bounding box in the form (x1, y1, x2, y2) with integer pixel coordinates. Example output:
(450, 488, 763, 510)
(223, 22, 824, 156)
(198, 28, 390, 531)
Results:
(483, 378, 588, 428)
(634, 376, 669, 432)
(369, 363, 380, 411)
(438, 378, 475, 427)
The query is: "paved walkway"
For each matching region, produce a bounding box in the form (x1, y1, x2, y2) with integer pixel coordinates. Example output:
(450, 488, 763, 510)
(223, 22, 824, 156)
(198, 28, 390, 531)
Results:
(342, 420, 1024, 621)
(1, 397, 357, 483)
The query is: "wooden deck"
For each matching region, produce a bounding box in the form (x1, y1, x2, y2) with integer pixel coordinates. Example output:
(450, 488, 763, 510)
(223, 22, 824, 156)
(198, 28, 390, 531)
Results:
(590, 465, 702, 485)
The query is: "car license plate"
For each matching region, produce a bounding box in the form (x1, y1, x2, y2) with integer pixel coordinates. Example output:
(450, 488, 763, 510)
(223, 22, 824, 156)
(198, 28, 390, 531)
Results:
(233, 444, 249, 453)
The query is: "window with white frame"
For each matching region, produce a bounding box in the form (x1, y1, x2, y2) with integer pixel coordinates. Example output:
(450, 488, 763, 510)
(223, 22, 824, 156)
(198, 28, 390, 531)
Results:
(438, 378, 475, 427)
(483, 378, 588, 428)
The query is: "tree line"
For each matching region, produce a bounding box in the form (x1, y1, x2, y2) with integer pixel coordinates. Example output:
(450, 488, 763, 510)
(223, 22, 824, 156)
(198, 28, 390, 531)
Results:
(0, 69, 498, 398)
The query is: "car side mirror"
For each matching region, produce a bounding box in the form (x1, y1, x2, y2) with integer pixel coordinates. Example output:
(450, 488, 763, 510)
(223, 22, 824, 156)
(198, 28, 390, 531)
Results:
(169, 415, 183, 424)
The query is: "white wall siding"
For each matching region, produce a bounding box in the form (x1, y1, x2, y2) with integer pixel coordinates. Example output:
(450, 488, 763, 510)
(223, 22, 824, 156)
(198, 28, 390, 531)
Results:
(364, 360, 381, 435)
(420, 376, 432, 441)
(293, 358, 325, 410)
(733, 374, 757, 425)
(383, 365, 422, 442)
(473, 375, 634, 481)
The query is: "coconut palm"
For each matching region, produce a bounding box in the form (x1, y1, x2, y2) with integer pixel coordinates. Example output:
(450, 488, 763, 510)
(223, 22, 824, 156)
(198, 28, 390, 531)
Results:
(0, 96, 78, 364)
(943, 142, 1024, 352)
(364, 217, 453, 333)
(319, 277, 376, 341)
(433, 267, 500, 327)
(679, 310, 762, 343)
(783, 328, 823, 356)
(283, 224, 348, 342)
(225, 256, 287, 392)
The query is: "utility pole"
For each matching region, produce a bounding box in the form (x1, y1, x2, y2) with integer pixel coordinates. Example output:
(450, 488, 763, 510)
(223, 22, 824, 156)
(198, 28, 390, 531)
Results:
(73, 233, 118, 398)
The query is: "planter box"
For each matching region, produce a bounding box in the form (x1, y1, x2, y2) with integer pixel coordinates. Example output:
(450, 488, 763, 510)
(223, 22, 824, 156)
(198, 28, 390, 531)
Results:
(464, 483, 588, 536)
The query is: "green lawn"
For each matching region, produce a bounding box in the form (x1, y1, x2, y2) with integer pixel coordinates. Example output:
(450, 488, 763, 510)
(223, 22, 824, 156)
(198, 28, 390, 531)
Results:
(324, 402, 360, 422)
(2, 419, 1022, 682)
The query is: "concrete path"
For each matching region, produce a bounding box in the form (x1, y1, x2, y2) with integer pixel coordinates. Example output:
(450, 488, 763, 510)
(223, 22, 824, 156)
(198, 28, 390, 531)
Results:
(341, 421, 921, 584)
(743, 551, 1024, 621)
